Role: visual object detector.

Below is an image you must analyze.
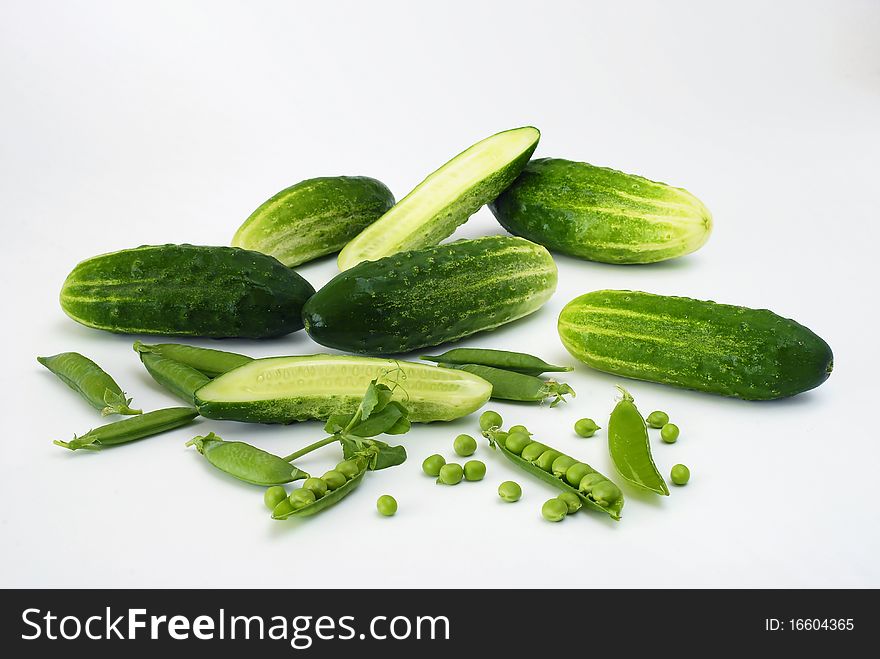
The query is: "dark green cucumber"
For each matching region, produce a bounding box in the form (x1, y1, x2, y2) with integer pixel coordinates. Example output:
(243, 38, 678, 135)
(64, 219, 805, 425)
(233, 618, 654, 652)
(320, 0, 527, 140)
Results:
(304, 236, 557, 354)
(232, 176, 395, 267)
(490, 158, 712, 264)
(337, 127, 540, 270)
(558, 290, 833, 400)
(60, 244, 315, 338)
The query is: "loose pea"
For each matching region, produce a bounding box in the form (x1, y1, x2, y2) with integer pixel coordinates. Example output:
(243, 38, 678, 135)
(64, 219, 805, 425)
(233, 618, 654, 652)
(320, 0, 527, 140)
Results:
(671, 464, 690, 485)
(498, 481, 522, 502)
(322, 470, 347, 491)
(541, 498, 568, 522)
(463, 460, 486, 481)
(376, 494, 398, 516)
(661, 423, 680, 443)
(520, 442, 549, 462)
(508, 424, 531, 436)
(533, 449, 563, 472)
(453, 434, 477, 457)
(422, 454, 446, 477)
(574, 418, 600, 438)
(590, 480, 622, 506)
(551, 455, 577, 478)
(579, 472, 606, 493)
(289, 488, 316, 510)
(505, 431, 531, 455)
(565, 463, 593, 487)
(437, 463, 464, 485)
(301, 477, 328, 499)
(647, 410, 670, 429)
(264, 486, 288, 510)
(479, 410, 503, 431)
(336, 459, 362, 479)
(557, 491, 582, 514)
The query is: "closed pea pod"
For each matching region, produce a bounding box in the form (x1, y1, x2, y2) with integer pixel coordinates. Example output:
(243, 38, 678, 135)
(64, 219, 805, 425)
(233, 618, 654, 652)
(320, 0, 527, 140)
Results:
(186, 432, 309, 486)
(421, 348, 572, 376)
(54, 407, 197, 451)
(38, 352, 141, 416)
(608, 387, 669, 495)
(133, 341, 253, 378)
(137, 351, 210, 404)
(447, 364, 575, 406)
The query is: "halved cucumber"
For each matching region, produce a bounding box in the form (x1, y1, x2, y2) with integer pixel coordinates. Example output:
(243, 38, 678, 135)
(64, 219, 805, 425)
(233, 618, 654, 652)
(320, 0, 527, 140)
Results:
(194, 354, 492, 423)
(336, 126, 540, 270)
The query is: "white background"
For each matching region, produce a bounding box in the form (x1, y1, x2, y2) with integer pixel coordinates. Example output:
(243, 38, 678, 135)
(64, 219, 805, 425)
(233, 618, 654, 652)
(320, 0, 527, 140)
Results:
(2, 0, 878, 588)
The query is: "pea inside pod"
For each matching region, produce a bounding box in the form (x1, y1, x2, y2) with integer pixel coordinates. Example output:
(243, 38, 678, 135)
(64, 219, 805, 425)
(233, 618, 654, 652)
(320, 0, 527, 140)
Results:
(273, 459, 368, 520)
(54, 407, 197, 451)
(421, 348, 573, 376)
(608, 387, 669, 496)
(187, 432, 309, 486)
(38, 352, 141, 416)
(446, 364, 575, 406)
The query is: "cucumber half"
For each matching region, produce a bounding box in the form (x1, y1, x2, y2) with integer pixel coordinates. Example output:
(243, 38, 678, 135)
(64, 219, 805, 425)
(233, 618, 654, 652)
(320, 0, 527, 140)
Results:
(337, 126, 540, 270)
(194, 354, 492, 423)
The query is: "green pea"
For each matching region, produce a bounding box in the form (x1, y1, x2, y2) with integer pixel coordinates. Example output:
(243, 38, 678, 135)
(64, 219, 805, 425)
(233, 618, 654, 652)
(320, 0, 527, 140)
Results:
(336, 459, 362, 479)
(520, 442, 549, 462)
(579, 472, 606, 493)
(557, 491, 582, 514)
(301, 477, 328, 499)
(504, 431, 531, 455)
(453, 434, 477, 457)
(437, 463, 464, 485)
(376, 494, 398, 516)
(498, 481, 522, 502)
(264, 486, 288, 510)
(322, 470, 347, 491)
(565, 463, 593, 487)
(421, 454, 446, 477)
(551, 455, 577, 478)
(272, 498, 295, 518)
(463, 460, 486, 481)
(479, 410, 503, 431)
(590, 480, 622, 506)
(508, 424, 531, 437)
(533, 449, 563, 472)
(661, 423, 680, 443)
(541, 498, 568, 522)
(671, 464, 690, 485)
(646, 410, 670, 429)
(289, 488, 316, 510)
(574, 418, 600, 438)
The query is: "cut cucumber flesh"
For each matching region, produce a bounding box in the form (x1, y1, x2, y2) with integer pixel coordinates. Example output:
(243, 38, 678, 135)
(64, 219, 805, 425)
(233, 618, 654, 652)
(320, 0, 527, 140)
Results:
(194, 355, 492, 423)
(337, 126, 540, 270)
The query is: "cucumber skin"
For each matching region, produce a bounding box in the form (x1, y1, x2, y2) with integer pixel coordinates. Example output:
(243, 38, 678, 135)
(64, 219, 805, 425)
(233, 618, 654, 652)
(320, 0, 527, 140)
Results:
(304, 236, 558, 355)
(489, 158, 712, 264)
(60, 244, 315, 339)
(337, 127, 540, 270)
(232, 176, 395, 267)
(558, 290, 833, 400)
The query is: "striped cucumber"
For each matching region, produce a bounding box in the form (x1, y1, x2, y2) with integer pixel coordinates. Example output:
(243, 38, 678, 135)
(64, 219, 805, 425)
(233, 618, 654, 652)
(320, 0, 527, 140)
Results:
(194, 354, 492, 423)
(490, 158, 712, 263)
(337, 127, 540, 270)
(305, 236, 557, 355)
(558, 290, 833, 400)
(60, 244, 315, 338)
(232, 176, 395, 267)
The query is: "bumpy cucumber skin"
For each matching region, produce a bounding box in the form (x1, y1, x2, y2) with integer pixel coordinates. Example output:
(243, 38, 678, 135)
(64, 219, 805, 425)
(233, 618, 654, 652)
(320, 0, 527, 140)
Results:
(232, 176, 395, 267)
(558, 290, 833, 400)
(337, 127, 540, 270)
(194, 355, 493, 423)
(305, 236, 558, 355)
(489, 158, 712, 264)
(60, 244, 315, 338)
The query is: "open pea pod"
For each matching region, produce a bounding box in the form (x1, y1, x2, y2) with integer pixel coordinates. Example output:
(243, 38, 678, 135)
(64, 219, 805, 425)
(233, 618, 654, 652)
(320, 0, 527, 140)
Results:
(272, 468, 367, 520)
(486, 430, 623, 520)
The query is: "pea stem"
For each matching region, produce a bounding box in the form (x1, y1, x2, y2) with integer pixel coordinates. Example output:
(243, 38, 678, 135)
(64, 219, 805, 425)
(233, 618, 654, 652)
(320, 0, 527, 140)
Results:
(282, 435, 339, 462)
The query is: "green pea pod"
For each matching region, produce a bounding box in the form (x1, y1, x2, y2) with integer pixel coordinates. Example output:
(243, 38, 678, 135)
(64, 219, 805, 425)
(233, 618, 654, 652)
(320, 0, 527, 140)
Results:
(608, 387, 669, 496)
(272, 467, 366, 519)
(54, 407, 197, 451)
(447, 364, 575, 406)
(133, 341, 253, 378)
(422, 348, 572, 376)
(38, 352, 141, 416)
(187, 432, 308, 486)
(138, 351, 211, 404)
(484, 428, 623, 520)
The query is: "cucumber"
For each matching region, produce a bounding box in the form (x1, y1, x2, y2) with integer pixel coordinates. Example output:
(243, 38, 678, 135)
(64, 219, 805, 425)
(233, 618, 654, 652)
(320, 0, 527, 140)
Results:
(304, 236, 557, 355)
(231, 176, 395, 267)
(60, 244, 315, 338)
(194, 354, 492, 423)
(337, 126, 540, 270)
(489, 158, 712, 264)
(558, 290, 833, 400)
